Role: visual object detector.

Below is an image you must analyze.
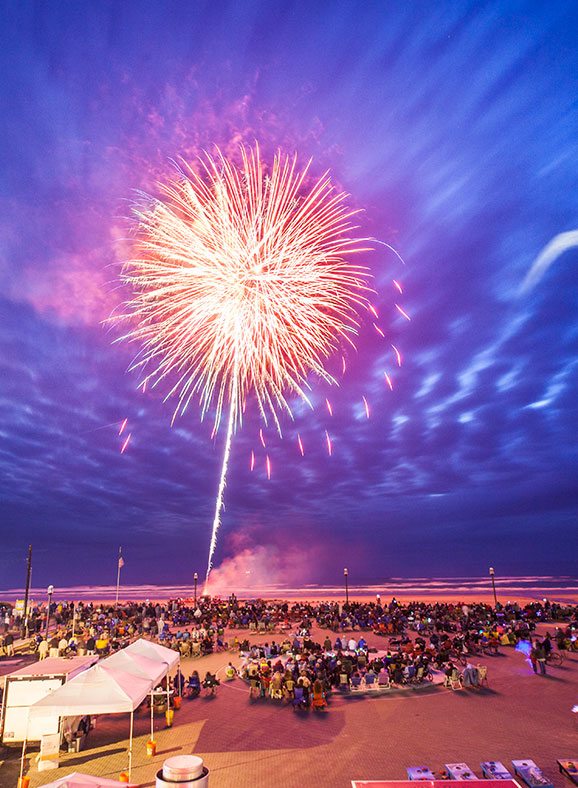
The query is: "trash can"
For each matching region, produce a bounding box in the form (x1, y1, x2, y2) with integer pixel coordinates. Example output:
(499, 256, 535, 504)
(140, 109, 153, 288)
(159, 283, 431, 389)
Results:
(155, 755, 209, 788)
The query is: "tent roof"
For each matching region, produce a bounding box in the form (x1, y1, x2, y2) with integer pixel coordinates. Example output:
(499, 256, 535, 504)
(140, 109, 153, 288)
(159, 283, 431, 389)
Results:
(124, 638, 180, 669)
(102, 649, 168, 685)
(31, 664, 152, 716)
(5, 656, 98, 679)
(36, 771, 137, 787)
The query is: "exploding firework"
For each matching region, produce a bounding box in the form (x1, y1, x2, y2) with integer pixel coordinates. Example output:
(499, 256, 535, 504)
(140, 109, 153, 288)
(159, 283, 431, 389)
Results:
(116, 144, 372, 583)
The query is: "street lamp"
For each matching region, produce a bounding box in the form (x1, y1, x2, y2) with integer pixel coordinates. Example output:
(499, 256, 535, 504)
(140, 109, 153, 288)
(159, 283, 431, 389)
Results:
(45, 585, 54, 641)
(344, 568, 349, 608)
(489, 567, 498, 607)
(193, 573, 198, 606)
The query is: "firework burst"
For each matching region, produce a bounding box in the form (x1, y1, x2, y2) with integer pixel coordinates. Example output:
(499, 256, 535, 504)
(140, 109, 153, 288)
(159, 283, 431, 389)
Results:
(116, 144, 372, 583)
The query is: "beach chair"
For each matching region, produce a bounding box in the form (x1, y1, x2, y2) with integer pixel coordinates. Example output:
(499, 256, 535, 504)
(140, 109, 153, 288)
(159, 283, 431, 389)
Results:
(512, 759, 554, 788)
(445, 762, 479, 780)
(557, 760, 578, 785)
(481, 761, 513, 779)
(350, 674, 363, 692)
(476, 664, 489, 687)
(364, 673, 377, 691)
(407, 766, 435, 781)
(377, 671, 390, 689)
(446, 669, 463, 691)
(292, 687, 308, 711)
(311, 690, 327, 711)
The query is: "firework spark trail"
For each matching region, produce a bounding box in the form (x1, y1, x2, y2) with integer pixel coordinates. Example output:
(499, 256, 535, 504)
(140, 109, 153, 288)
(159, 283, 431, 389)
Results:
(325, 430, 333, 456)
(119, 418, 128, 436)
(206, 376, 237, 584)
(250, 450, 255, 471)
(115, 144, 372, 584)
(395, 304, 411, 321)
(120, 433, 132, 454)
(325, 398, 333, 416)
(297, 433, 305, 456)
(362, 395, 370, 419)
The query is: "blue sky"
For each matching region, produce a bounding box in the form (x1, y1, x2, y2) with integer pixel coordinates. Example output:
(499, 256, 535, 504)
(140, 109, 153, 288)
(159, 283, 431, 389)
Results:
(1, 0, 577, 589)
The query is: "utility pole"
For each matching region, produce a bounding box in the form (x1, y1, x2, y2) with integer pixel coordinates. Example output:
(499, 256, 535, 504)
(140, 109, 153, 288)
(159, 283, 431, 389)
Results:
(489, 566, 498, 607)
(116, 546, 124, 604)
(194, 572, 198, 606)
(344, 567, 349, 608)
(23, 544, 33, 638)
(45, 585, 54, 641)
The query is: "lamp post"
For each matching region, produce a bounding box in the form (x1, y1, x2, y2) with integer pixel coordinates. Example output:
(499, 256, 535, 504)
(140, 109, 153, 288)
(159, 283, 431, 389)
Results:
(193, 573, 198, 606)
(45, 585, 54, 641)
(344, 567, 349, 608)
(489, 567, 498, 607)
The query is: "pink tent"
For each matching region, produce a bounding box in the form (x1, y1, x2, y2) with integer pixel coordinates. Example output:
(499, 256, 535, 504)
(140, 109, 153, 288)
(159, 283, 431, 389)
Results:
(37, 772, 137, 787)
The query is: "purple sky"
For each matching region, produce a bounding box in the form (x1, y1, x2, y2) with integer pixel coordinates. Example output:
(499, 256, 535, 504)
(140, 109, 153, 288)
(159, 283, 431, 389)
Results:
(1, 1, 577, 590)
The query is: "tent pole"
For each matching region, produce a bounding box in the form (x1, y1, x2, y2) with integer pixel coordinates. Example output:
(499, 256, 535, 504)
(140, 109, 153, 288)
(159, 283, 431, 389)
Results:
(19, 710, 29, 782)
(128, 709, 134, 780)
(150, 689, 154, 741)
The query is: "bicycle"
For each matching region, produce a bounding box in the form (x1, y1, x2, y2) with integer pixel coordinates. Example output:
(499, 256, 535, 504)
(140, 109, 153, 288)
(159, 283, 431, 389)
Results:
(545, 650, 563, 667)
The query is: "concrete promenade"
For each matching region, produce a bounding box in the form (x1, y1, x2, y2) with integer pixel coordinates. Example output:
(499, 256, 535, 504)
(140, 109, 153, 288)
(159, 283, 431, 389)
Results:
(1, 623, 576, 787)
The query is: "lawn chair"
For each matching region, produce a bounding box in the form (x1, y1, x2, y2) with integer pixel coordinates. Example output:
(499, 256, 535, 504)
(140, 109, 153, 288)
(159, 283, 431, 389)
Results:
(364, 673, 377, 691)
(377, 671, 391, 689)
(476, 664, 488, 687)
(292, 686, 308, 711)
(445, 667, 463, 690)
(311, 690, 327, 711)
(350, 674, 363, 692)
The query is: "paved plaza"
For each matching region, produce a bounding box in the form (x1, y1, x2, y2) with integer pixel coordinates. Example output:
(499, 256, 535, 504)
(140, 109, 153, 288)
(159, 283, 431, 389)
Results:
(1, 622, 576, 788)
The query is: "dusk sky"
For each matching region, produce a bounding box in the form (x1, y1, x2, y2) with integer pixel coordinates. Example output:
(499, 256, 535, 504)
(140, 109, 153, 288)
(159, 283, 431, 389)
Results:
(1, 1, 577, 591)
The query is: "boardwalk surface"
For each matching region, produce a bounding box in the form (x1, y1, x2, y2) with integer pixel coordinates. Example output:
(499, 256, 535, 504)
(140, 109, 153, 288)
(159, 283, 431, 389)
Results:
(0, 622, 576, 788)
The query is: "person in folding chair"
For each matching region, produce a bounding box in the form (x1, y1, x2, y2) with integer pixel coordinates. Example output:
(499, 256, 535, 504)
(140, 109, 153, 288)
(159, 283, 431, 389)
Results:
(311, 679, 327, 711)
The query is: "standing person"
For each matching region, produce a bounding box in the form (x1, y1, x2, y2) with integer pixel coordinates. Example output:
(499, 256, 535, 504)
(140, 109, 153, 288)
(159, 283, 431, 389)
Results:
(3, 631, 14, 657)
(535, 641, 547, 675)
(529, 644, 538, 674)
(38, 638, 49, 660)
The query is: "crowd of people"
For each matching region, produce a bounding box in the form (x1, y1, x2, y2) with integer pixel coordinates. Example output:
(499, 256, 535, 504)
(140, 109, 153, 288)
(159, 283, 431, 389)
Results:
(1, 595, 576, 700)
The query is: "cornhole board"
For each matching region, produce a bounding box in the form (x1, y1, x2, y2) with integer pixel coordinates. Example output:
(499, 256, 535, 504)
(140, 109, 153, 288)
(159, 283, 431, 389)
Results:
(558, 761, 578, 785)
(512, 760, 554, 788)
(407, 767, 436, 781)
(482, 762, 513, 780)
(446, 763, 479, 780)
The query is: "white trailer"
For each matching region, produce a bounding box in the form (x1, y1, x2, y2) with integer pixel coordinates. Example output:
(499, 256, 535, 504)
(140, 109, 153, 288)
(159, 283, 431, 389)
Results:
(1, 656, 98, 744)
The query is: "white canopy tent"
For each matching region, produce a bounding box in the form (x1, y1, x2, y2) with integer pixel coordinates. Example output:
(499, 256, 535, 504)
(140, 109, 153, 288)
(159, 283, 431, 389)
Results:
(102, 649, 171, 742)
(27, 664, 152, 780)
(103, 649, 168, 685)
(124, 639, 181, 714)
(123, 638, 180, 669)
